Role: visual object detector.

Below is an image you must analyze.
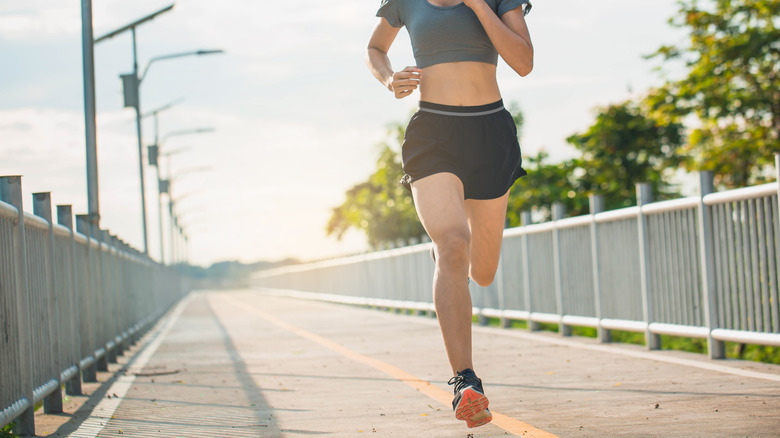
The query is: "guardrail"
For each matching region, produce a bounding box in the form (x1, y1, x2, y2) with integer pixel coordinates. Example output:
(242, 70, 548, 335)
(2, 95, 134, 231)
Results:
(0, 176, 189, 435)
(254, 155, 780, 361)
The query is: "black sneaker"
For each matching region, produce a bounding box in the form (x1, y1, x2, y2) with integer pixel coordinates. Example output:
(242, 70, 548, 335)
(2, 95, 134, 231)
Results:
(448, 369, 492, 428)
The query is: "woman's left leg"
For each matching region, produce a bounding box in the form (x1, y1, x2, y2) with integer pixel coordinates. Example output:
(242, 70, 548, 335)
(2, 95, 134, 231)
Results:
(464, 189, 511, 287)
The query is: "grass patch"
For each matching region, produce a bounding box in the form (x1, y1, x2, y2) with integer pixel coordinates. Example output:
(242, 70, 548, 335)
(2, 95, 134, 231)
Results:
(1, 422, 18, 438)
(570, 326, 597, 338)
(608, 329, 646, 346)
(534, 322, 560, 333)
(660, 335, 708, 354)
(725, 342, 780, 365)
(508, 319, 528, 329)
(395, 307, 780, 365)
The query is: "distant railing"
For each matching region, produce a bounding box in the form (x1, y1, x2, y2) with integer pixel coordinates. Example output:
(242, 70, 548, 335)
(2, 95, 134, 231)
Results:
(254, 154, 780, 360)
(0, 176, 189, 435)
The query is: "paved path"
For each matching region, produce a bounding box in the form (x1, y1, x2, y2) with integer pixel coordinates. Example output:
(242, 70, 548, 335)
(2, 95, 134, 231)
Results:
(36, 289, 780, 437)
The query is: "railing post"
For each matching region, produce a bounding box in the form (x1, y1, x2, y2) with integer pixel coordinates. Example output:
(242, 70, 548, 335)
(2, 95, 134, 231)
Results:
(58, 205, 83, 395)
(698, 171, 725, 359)
(100, 230, 118, 364)
(108, 233, 126, 357)
(552, 203, 570, 336)
(637, 183, 661, 350)
(521, 211, 538, 331)
(92, 227, 109, 372)
(776, 153, 780, 245)
(0, 176, 36, 436)
(33, 193, 64, 414)
(76, 214, 98, 382)
(589, 194, 610, 343)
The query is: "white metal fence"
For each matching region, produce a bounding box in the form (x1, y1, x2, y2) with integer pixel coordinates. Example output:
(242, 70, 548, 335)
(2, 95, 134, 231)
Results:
(0, 176, 188, 435)
(254, 155, 780, 361)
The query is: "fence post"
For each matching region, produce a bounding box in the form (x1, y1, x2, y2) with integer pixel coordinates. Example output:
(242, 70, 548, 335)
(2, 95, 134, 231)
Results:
(58, 205, 83, 395)
(698, 171, 725, 359)
(552, 203, 570, 336)
(108, 233, 126, 357)
(100, 230, 118, 364)
(521, 211, 538, 331)
(33, 193, 64, 414)
(637, 183, 660, 350)
(0, 176, 36, 436)
(496, 219, 509, 328)
(76, 214, 98, 382)
(589, 194, 610, 343)
(776, 153, 780, 245)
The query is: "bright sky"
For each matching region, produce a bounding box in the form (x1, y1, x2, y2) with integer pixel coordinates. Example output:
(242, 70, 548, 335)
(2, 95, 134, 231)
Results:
(0, 0, 688, 266)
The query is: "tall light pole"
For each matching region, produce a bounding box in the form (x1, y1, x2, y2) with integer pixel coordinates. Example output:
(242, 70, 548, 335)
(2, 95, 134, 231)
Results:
(155, 127, 213, 264)
(94, 4, 223, 254)
(166, 172, 209, 267)
(81, 0, 100, 239)
(156, 147, 190, 265)
(143, 99, 184, 263)
(94, 4, 174, 254)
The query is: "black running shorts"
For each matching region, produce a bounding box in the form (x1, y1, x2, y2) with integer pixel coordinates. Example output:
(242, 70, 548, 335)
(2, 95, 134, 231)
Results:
(400, 99, 527, 200)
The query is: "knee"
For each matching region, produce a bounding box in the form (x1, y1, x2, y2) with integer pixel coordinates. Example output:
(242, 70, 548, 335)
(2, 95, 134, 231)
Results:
(469, 269, 496, 287)
(434, 230, 471, 268)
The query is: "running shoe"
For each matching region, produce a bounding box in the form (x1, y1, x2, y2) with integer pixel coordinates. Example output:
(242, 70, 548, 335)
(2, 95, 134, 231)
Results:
(448, 368, 492, 428)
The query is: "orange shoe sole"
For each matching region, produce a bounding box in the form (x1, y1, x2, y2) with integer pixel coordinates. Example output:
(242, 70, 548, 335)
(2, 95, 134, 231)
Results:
(455, 388, 492, 428)
(466, 409, 493, 428)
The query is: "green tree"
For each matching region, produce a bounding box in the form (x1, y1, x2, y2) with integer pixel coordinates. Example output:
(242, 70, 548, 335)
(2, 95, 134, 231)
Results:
(327, 122, 424, 249)
(506, 152, 586, 225)
(566, 101, 685, 210)
(508, 101, 684, 224)
(646, 0, 780, 187)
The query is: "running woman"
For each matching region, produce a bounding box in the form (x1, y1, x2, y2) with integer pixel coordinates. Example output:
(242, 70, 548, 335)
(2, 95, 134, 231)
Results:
(366, 0, 533, 429)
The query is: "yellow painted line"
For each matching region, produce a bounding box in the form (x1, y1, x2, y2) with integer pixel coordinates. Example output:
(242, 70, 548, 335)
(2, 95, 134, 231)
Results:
(220, 294, 558, 438)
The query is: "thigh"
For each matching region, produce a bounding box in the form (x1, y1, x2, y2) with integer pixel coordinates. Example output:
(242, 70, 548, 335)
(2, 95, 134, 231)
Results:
(464, 189, 510, 280)
(411, 173, 469, 243)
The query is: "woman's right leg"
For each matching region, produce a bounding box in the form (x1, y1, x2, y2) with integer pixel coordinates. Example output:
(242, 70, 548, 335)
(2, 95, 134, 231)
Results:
(410, 172, 473, 375)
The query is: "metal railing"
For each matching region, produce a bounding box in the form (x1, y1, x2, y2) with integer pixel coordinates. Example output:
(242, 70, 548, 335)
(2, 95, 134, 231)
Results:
(254, 155, 780, 360)
(0, 176, 189, 435)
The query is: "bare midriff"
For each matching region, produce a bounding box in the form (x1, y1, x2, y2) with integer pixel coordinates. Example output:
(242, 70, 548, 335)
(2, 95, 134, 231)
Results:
(419, 61, 502, 106)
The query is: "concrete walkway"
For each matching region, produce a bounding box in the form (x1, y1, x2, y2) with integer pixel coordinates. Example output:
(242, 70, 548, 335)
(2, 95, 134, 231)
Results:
(34, 289, 780, 437)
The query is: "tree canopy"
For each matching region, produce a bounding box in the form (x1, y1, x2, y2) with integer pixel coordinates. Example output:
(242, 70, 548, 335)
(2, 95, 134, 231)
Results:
(566, 100, 685, 209)
(331, 0, 780, 245)
(326, 122, 424, 250)
(646, 0, 780, 187)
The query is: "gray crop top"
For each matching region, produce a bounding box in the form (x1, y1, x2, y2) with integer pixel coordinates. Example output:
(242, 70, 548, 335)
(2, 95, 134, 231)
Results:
(377, 0, 531, 68)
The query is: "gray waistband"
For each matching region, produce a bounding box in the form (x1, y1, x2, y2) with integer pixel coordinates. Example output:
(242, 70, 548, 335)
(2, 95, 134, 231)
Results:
(418, 106, 505, 117)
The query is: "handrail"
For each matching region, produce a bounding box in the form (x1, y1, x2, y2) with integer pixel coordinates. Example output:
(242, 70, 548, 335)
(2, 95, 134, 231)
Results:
(703, 183, 775, 205)
(254, 166, 780, 365)
(0, 176, 189, 434)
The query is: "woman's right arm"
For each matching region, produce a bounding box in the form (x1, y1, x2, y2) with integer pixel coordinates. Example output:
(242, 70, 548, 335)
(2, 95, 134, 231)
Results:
(366, 18, 422, 99)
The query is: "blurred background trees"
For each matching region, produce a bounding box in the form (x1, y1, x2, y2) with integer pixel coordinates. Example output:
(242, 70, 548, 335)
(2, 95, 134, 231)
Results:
(329, 0, 779, 247)
(645, 0, 780, 187)
(326, 122, 425, 250)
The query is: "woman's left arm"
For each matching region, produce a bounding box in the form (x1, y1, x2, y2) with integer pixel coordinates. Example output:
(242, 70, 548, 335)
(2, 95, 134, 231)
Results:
(464, 0, 533, 76)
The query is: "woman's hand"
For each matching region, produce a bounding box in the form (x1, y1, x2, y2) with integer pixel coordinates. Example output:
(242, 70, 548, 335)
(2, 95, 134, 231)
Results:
(389, 66, 422, 99)
(463, 3, 533, 76)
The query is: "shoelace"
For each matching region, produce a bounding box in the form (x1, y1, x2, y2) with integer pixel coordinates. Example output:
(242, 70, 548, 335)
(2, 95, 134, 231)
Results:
(447, 372, 481, 394)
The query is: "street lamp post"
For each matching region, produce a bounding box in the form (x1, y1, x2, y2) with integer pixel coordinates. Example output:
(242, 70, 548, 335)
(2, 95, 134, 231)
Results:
(81, 0, 100, 240)
(165, 167, 211, 266)
(155, 127, 213, 264)
(94, 4, 174, 255)
(95, 4, 223, 255)
(143, 99, 184, 263)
